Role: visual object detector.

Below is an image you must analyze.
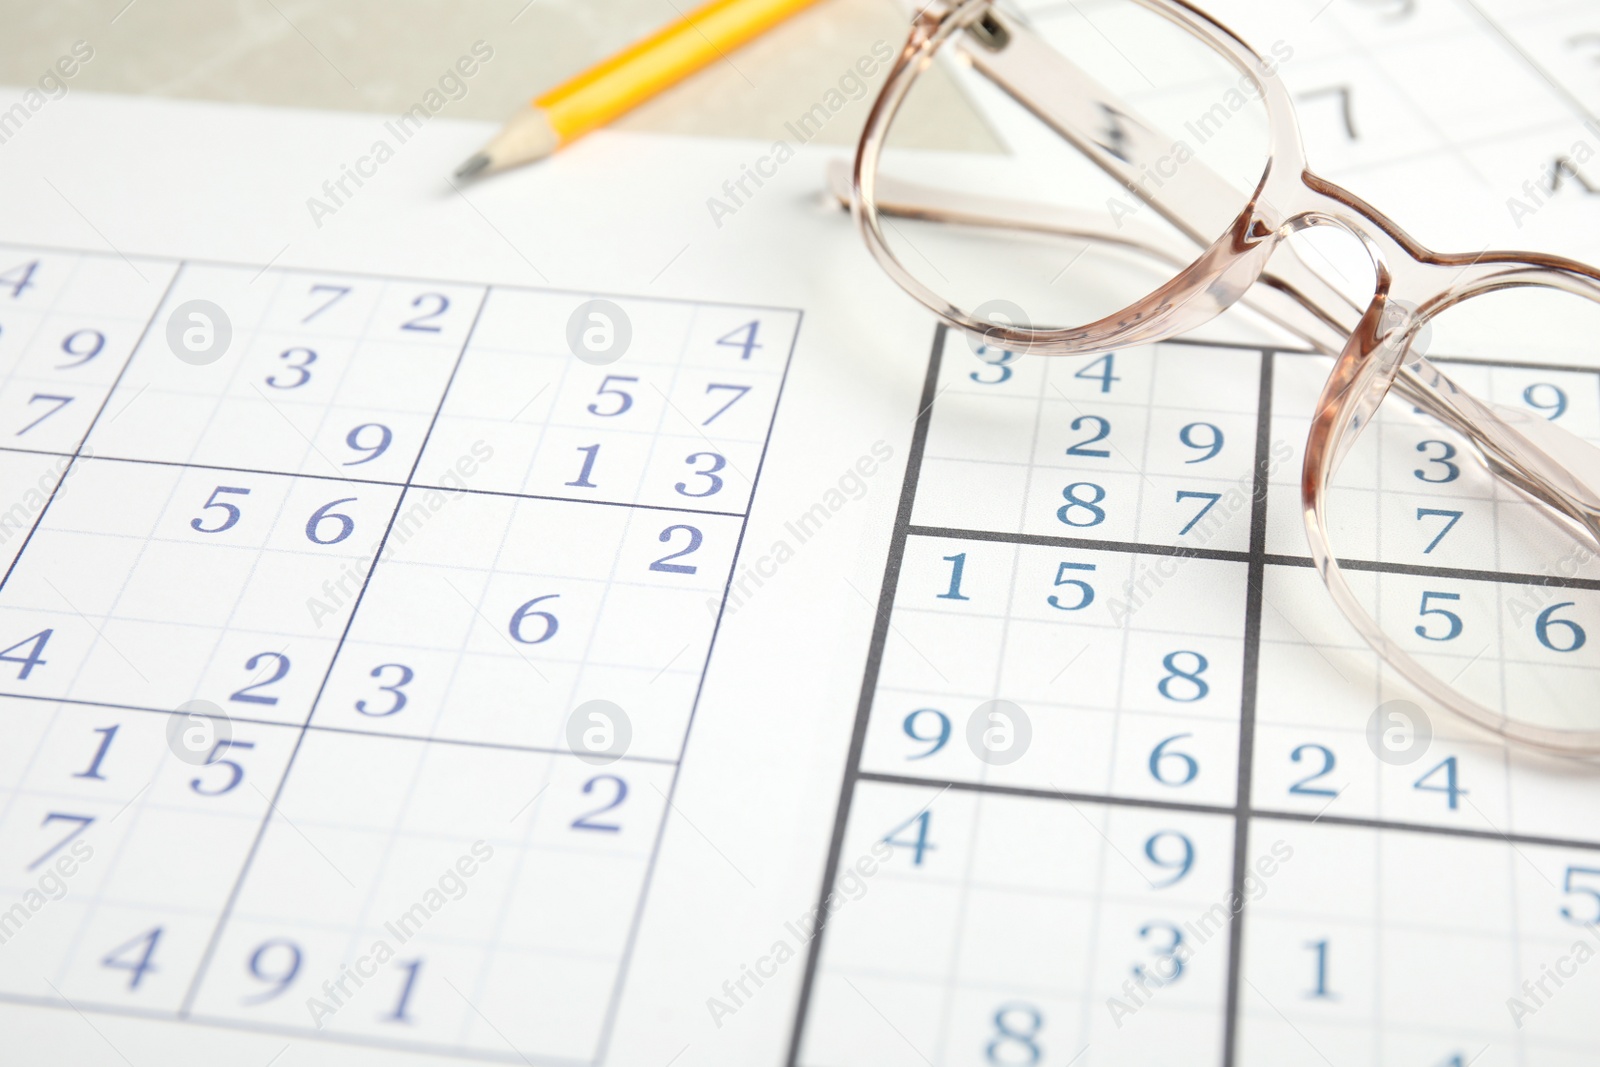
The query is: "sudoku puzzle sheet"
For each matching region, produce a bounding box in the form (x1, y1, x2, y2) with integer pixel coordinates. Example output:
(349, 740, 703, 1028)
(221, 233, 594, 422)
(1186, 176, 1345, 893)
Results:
(788, 1, 1600, 1065)
(0, 242, 795, 1062)
(789, 319, 1600, 1067)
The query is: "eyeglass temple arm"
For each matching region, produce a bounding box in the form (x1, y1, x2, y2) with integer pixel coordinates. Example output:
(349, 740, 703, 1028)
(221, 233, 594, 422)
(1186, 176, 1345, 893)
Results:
(957, 8, 1247, 253)
(945, 11, 1600, 537)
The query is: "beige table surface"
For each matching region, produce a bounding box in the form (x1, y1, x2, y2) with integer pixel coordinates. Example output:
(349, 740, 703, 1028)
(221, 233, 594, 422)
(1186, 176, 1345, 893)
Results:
(1, 0, 995, 151)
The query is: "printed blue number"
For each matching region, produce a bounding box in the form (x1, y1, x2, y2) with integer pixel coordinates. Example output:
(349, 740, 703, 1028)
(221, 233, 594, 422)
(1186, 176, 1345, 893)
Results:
(0, 259, 39, 298)
(1149, 734, 1198, 786)
(357, 663, 414, 716)
(986, 1004, 1042, 1066)
(1560, 866, 1600, 924)
(244, 939, 302, 1004)
(703, 382, 751, 423)
(651, 525, 702, 574)
(387, 959, 422, 1022)
(1523, 383, 1567, 420)
(903, 708, 951, 759)
(231, 652, 290, 705)
(938, 553, 970, 601)
(884, 810, 935, 865)
(1535, 602, 1587, 652)
(675, 452, 726, 497)
(1135, 921, 1185, 983)
(1414, 440, 1459, 483)
(588, 374, 637, 417)
(192, 486, 251, 533)
(1074, 352, 1119, 392)
(1158, 651, 1209, 702)
(1415, 591, 1462, 641)
(1413, 756, 1467, 809)
(971, 346, 1018, 384)
(1057, 482, 1107, 527)
(401, 293, 450, 332)
(76, 725, 117, 780)
(572, 775, 628, 832)
(1144, 831, 1194, 888)
(266, 347, 316, 389)
(30, 812, 93, 870)
(567, 443, 600, 487)
(305, 498, 357, 545)
(1305, 939, 1333, 999)
(716, 320, 761, 360)
(1288, 743, 1338, 797)
(1048, 562, 1095, 610)
(103, 927, 161, 990)
(19, 393, 72, 435)
(1176, 491, 1221, 535)
(1179, 422, 1224, 462)
(191, 739, 253, 796)
(1415, 508, 1461, 553)
(509, 596, 559, 644)
(1065, 415, 1111, 457)
(58, 329, 105, 369)
(344, 423, 392, 465)
(303, 283, 349, 322)
(0, 629, 51, 679)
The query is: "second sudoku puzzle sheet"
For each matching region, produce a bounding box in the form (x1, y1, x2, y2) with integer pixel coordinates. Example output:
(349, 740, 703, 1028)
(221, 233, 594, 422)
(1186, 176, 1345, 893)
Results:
(791, 323, 1600, 1067)
(0, 242, 796, 1063)
(788, 0, 1600, 1063)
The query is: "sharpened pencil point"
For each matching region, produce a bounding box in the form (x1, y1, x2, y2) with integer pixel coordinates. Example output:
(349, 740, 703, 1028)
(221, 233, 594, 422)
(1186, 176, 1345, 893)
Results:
(454, 153, 492, 180)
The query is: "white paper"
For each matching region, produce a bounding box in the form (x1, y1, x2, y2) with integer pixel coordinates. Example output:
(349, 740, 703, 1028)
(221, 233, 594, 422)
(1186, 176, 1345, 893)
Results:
(3, 1, 1600, 1064)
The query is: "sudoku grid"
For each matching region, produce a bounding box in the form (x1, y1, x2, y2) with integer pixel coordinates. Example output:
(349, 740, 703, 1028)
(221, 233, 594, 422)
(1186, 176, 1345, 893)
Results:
(788, 321, 1600, 1067)
(790, 0, 1600, 1063)
(0, 241, 796, 1063)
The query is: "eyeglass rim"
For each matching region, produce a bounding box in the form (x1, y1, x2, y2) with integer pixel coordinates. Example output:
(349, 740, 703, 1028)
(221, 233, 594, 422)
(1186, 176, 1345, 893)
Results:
(854, 0, 1600, 754)
(850, 0, 1307, 356)
(1304, 271, 1600, 756)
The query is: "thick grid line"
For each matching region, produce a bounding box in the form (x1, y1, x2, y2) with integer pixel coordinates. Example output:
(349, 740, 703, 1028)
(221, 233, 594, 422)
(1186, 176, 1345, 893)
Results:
(1219, 350, 1275, 1067)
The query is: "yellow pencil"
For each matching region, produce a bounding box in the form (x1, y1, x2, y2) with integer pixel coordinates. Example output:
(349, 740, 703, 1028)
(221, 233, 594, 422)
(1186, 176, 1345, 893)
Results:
(455, 0, 824, 178)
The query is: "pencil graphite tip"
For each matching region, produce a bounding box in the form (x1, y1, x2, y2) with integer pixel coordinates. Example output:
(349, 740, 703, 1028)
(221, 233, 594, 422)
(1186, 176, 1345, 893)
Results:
(453, 153, 492, 180)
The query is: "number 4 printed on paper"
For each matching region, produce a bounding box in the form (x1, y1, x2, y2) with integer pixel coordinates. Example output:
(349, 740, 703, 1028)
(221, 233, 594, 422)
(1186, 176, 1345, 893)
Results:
(716, 321, 761, 361)
(0, 259, 40, 298)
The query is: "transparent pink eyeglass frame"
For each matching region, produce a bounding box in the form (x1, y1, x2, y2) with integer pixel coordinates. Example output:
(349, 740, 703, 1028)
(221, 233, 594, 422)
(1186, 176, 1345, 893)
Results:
(848, 0, 1600, 753)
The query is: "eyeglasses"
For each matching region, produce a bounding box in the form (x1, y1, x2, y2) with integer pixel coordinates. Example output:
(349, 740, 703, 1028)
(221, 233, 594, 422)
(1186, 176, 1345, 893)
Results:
(846, 0, 1600, 753)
